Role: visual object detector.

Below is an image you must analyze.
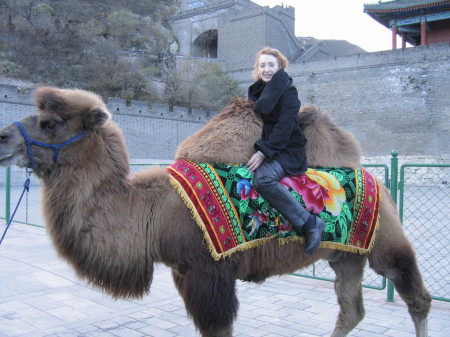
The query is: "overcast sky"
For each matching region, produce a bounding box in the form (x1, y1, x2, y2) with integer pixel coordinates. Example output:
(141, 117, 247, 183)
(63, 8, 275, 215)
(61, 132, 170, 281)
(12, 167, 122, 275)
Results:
(252, 0, 398, 52)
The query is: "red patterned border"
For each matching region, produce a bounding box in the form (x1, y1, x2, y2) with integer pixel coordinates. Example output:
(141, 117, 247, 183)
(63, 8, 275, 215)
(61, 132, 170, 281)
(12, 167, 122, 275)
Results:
(350, 168, 380, 248)
(167, 159, 241, 253)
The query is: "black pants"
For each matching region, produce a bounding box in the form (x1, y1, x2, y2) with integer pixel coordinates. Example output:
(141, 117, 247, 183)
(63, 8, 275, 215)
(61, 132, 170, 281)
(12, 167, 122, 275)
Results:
(253, 159, 310, 227)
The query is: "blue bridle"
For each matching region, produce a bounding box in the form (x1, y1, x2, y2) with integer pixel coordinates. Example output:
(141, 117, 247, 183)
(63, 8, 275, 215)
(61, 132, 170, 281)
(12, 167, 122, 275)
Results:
(14, 121, 88, 169)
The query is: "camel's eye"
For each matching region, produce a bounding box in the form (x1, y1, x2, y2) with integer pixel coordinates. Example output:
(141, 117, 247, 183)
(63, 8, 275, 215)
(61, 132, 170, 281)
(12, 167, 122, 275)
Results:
(40, 120, 64, 134)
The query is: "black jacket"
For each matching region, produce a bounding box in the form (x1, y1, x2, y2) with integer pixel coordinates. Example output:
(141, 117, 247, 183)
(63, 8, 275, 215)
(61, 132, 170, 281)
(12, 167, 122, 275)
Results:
(248, 69, 307, 175)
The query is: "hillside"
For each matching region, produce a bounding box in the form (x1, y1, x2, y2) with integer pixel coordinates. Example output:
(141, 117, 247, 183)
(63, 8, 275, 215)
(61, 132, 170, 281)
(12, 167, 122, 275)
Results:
(0, 0, 179, 99)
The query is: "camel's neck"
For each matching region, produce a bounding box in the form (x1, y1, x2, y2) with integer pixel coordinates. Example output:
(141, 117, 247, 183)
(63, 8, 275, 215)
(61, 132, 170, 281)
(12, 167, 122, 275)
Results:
(37, 129, 169, 299)
(40, 140, 137, 253)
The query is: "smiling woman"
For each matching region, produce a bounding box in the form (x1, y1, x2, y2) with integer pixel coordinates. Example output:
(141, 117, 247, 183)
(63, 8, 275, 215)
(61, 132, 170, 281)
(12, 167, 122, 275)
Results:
(257, 54, 279, 82)
(246, 47, 325, 254)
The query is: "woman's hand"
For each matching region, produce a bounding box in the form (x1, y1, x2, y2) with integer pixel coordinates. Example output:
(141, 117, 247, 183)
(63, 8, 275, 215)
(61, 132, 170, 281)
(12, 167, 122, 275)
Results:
(247, 151, 265, 172)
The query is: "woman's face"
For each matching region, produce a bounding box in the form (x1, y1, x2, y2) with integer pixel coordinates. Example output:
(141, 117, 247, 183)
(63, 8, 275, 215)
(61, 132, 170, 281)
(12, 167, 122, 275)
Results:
(258, 54, 280, 82)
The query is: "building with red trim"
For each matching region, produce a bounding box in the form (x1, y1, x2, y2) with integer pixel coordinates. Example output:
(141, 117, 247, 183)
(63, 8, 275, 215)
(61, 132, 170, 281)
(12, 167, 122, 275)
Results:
(364, 0, 450, 49)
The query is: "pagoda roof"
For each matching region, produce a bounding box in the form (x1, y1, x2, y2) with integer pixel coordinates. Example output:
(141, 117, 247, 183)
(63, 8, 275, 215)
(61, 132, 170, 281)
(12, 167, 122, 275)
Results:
(364, 1, 450, 28)
(364, 0, 450, 13)
(364, 0, 450, 28)
(364, 1, 450, 46)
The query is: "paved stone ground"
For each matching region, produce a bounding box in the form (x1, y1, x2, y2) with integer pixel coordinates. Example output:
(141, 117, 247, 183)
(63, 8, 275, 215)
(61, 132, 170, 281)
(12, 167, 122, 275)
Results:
(0, 224, 448, 337)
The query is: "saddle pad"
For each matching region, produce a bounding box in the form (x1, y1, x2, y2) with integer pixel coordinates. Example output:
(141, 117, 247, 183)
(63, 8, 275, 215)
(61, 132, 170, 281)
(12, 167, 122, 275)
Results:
(168, 159, 381, 260)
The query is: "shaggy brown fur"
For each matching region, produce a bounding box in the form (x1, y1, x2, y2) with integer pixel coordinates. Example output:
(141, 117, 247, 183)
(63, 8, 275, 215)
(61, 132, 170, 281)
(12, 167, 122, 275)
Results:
(299, 105, 362, 167)
(0, 87, 431, 337)
(176, 98, 263, 163)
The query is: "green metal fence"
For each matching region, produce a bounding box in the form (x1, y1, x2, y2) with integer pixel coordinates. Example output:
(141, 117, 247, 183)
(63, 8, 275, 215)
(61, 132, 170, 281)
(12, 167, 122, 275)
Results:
(1, 155, 449, 302)
(399, 163, 450, 302)
(293, 152, 449, 302)
(0, 164, 164, 228)
(1, 167, 44, 228)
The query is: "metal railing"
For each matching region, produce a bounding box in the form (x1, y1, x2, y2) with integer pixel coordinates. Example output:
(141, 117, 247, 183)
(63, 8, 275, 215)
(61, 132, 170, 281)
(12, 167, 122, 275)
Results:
(293, 152, 449, 302)
(399, 163, 450, 302)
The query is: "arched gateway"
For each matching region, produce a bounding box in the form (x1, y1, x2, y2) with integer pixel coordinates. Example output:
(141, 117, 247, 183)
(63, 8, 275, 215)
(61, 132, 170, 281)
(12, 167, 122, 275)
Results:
(168, 0, 303, 71)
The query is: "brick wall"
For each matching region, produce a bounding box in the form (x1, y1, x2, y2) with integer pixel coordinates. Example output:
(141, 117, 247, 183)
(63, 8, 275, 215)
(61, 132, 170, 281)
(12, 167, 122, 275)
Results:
(219, 12, 266, 70)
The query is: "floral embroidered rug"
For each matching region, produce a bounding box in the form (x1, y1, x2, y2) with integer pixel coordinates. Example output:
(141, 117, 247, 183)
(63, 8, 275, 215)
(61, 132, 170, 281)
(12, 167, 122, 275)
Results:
(167, 159, 381, 260)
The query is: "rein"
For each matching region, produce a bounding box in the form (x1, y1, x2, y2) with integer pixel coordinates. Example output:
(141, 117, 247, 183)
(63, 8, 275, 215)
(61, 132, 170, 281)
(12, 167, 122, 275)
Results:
(0, 122, 89, 246)
(0, 170, 31, 246)
(14, 121, 88, 169)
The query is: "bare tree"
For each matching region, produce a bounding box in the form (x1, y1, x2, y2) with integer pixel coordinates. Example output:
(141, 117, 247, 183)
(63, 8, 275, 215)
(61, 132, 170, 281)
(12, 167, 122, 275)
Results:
(162, 57, 181, 112)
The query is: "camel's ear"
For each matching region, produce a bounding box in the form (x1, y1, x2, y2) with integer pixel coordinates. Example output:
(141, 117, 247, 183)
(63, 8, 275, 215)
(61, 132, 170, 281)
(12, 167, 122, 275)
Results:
(298, 105, 318, 128)
(82, 107, 111, 130)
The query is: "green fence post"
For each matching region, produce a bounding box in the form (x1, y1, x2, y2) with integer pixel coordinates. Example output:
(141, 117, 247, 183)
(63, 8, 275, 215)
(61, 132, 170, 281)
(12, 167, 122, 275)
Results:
(5, 167, 11, 223)
(387, 150, 399, 302)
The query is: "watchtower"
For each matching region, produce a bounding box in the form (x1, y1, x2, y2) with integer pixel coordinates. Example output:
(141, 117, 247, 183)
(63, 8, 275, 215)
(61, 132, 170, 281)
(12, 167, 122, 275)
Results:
(169, 0, 303, 71)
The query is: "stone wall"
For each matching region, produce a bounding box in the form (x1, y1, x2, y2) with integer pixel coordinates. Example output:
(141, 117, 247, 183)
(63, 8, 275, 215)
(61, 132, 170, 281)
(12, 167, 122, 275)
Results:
(218, 5, 301, 70)
(218, 10, 266, 70)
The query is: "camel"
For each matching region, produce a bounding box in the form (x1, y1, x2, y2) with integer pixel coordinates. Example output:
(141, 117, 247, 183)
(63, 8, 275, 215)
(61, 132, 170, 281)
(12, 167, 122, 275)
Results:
(0, 87, 431, 337)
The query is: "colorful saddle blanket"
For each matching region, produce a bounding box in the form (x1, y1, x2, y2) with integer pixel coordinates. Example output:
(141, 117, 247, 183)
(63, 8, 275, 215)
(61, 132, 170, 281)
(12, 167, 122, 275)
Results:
(168, 159, 381, 260)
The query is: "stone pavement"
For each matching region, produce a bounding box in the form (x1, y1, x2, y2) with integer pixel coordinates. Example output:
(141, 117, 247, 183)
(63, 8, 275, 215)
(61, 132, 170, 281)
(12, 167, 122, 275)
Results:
(0, 224, 448, 337)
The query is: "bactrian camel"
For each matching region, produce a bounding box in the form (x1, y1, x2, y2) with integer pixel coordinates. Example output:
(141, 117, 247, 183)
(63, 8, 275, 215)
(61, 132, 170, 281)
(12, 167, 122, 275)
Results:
(0, 87, 431, 337)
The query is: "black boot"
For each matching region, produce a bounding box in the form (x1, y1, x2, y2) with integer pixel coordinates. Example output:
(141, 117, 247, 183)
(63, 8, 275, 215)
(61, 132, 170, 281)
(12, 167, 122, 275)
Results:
(302, 214, 325, 254)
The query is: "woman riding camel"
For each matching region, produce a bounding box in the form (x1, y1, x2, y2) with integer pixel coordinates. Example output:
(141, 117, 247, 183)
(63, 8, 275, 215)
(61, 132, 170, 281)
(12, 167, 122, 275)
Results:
(246, 47, 325, 254)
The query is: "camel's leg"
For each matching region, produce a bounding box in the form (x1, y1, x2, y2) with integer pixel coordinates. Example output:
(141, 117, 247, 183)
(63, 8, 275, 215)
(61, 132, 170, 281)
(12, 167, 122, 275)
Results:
(328, 253, 367, 337)
(368, 193, 431, 337)
(172, 267, 238, 337)
(369, 243, 431, 337)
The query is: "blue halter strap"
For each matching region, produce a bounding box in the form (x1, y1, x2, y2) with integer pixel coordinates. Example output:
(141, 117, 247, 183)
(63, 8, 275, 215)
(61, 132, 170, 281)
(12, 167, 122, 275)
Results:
(14, 121, 88, 168)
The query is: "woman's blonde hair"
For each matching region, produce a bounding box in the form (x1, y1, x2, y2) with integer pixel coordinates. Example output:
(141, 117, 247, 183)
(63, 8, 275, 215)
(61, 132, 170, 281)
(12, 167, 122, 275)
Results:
(252, 47, 289, 80)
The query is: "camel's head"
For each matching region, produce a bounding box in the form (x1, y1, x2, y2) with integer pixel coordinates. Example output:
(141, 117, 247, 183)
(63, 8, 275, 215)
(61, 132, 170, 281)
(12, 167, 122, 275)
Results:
(0, 87, 111, 171)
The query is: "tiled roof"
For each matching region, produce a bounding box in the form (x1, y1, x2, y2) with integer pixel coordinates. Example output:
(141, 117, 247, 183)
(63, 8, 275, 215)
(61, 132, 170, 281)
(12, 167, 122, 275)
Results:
(364, 0, 450, 13)
(363, 0, 450, 46)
